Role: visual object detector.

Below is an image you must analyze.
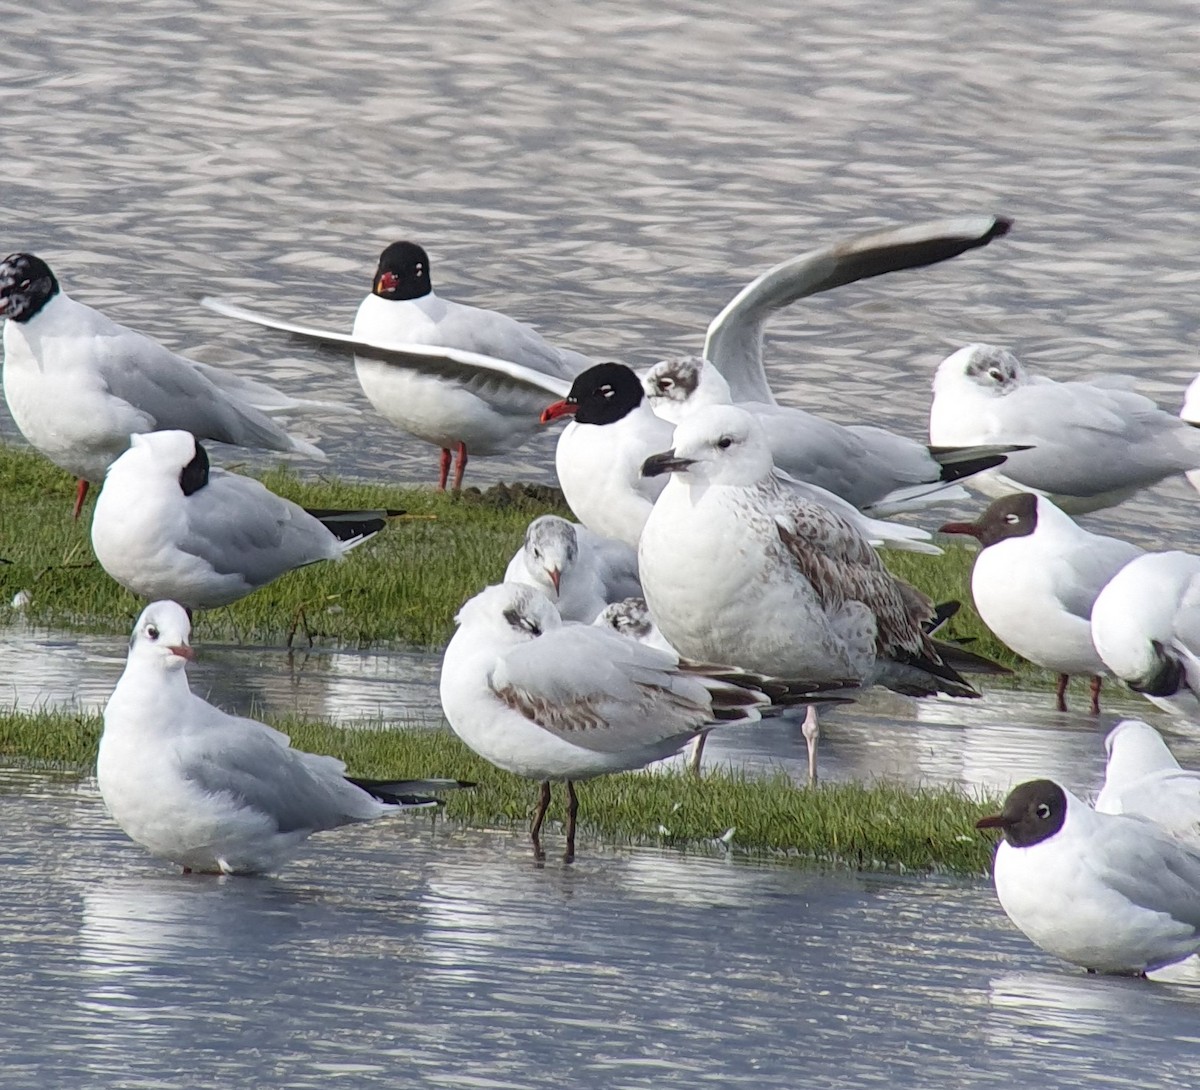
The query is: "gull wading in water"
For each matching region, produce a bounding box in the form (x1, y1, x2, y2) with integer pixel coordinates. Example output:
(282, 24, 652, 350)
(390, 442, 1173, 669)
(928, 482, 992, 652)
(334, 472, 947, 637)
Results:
(636, 404, 989, 782)
(1089, 550, 1200, 719)
(201, 216, 1011, 489)
(976, 778, 1200, 974)
(939, 492, 1142, 713)
(0, 252, 333, 518)
(91, 430, 392, 611)
(643, 355, 1015, 516)
(99, 601, 469, 875)
(930, 343, 1200, 514)
(438, 582, 852, 860)
(503, 514, 641, 623)
(542, 362, 942, 556)
(1094, 720, 1200, 845)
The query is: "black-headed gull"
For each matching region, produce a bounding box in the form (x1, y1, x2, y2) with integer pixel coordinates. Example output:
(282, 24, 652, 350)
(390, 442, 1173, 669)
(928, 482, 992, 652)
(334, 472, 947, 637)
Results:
(0, 252, 330, 518)
(939, 493, 1142, 713)
(203, 216, 1011, 490)
(1090, 551, 1200, 718)
(543, 362, 941, 555)
(503, 514, 640, 623)
(976, 778, 1200, 974)
(930, 344, 1200, 513)
(91, 430, 389, 610)
(439, 582, 849, 859)
(1095, 720, 1200, 845)
(637, 404, 984, 781)
(644, 355, 1013, 516)
(99, 601, 467, 874)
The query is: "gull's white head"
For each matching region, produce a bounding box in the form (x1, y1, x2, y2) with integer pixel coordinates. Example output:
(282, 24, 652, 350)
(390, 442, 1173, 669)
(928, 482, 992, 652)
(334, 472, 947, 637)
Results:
(642, 356, 732, 425)
(128, 600, 195, 672)
(1103, 719, 1180, 783)
(1181, 374, 1200, 426)
(934, 344, 1026, 398)
(521, 516, 578, 597)
(453, 582, 563, 645)
(111, 430, 210, 495)
(642, 404, 773, 487)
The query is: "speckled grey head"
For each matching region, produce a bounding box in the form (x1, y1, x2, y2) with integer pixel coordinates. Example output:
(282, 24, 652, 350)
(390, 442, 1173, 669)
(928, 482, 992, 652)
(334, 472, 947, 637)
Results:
(0, 253, 59, 323)
(595, 596, 654, 641)
(524, 516, 578, 568)
(645, 356, 704, 404)
(976, 779, 1067, 848)
(939, 492, 1038, 548)
(960, 344, 1024, 392)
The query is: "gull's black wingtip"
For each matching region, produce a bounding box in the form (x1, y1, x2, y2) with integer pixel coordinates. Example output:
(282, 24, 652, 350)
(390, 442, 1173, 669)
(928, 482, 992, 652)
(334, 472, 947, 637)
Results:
(987, 216, 1014, 242)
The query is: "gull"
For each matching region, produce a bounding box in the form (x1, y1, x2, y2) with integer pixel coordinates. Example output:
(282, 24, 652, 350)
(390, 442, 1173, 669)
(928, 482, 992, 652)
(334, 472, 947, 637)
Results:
(930, 343, 1200, 513)
(439, 582, 850, 859)
(1095, 720, 1200, 845)
(99, 601, 468, 874)
(644, 355, 1013, 516)
(1090, 551, 1200, 719)
(939, 492, 1142, 712)
(91, 430, 389, 610)
(202, 216, 1011, 489)
(976, 778, 1200, 974)
(0, 252, 331, 518)
(503, 514, 640, 622)
(1179, 374, 1200, 494)
(542, 361, 941, 554)
(637, 404, 985, 781)
(592, 596, 676, 654)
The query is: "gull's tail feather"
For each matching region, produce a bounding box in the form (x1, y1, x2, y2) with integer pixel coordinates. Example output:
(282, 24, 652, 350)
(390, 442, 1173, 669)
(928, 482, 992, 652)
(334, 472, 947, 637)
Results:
(928, 443, 1031, 482)
(308, 508, 403, 546)
(349, 776, 476, 807)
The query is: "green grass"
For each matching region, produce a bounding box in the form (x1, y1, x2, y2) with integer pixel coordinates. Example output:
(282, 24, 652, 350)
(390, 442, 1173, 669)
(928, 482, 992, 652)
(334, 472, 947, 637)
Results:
(0, 442, 570, 647)
(0, 708, 1001, 874)
(0, 441, 1020, 663)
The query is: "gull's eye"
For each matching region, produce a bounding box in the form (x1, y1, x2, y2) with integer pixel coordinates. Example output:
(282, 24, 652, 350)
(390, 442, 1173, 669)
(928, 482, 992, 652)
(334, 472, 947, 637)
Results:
(145, 625, 160, 641)
(717, 436, 733, 450)
(1035, 803, 1051, 819)
(988, 368, 1004, 382)
(19, 279, 30, 290)
(657, 378, 674, 392)
(599, 384, 614, 399)
(1004, 513, 1019, 524)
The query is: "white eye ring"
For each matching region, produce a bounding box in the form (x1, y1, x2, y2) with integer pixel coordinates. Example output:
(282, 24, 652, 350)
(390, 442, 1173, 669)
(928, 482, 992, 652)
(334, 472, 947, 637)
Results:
(988, 368, 1004, 382)
(1004, 513, 1019, 524)
(1036, 803, 1051, 819)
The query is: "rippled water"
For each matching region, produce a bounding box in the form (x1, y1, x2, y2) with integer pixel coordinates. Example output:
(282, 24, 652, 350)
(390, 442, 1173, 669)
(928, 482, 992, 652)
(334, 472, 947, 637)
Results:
(4, 1, 1200, 1084)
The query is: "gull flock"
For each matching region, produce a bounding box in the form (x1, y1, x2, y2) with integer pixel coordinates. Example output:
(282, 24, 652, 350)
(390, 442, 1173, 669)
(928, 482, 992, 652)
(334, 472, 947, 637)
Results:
(6, 216, 1200, 978)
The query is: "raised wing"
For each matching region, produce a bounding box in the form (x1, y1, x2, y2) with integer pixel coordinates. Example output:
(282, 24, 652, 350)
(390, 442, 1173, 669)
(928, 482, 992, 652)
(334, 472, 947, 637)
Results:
(489, 624, 712, 754)
(201, 297, 571, 400)
(704, 215, 1012, 402)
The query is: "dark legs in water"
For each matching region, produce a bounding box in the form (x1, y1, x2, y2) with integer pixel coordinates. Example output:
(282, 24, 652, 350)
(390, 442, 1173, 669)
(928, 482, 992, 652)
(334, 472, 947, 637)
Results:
(436, 442, 469, 492)
(1055, 673, 1103, 715)
(529, 780, 578, 863)
(73, 478, 90, 519)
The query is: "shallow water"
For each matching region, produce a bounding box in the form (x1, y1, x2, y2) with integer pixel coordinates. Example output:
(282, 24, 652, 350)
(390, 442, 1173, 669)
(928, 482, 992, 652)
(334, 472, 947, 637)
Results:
(3, 769, 1200, 1090)
(4, 2, 1200, 1084)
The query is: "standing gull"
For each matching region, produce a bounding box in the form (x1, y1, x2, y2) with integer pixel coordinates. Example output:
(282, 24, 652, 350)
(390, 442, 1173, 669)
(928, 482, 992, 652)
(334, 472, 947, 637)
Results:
(99, 601, 468, 875)
(930, 343, 1200, 513)
(939, 493, 1142, 712)
(637, 404, 984, 782)
(91, 430, 389, 610)
(976, 778, 1200, 974)
(439, 582, 849, 859)
(0, 252, 330, 517)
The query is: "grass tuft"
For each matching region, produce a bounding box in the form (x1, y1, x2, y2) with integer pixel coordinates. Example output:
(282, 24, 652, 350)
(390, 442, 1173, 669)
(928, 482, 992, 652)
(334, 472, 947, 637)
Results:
(0, 707, 1001, 874)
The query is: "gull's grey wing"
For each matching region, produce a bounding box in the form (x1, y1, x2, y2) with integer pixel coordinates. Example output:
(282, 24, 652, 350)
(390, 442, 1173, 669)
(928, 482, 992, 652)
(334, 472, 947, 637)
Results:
(178, 469, 341, 589)
(86, 310, 320, 456)
(490, 625, 711, 754)
(1093, 820, 1200, 931)
(1047, 537, 1143, 621)
(175, 705, 376, 833)
(704, 215, 1012, 403)
(201, 297, 572, 401)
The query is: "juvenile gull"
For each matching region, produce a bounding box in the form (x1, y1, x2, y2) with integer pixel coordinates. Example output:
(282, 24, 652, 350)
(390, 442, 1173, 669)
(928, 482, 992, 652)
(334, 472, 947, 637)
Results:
(939, 493, 1142, 713)
(637, 405, 983, 781)
(99, 601, 467, 874)
(503, 514, 640, 623)
(1094, 720, 1200, 845)
(930, 344, 1200, 513)
(644, 355, 1012, 516)
(91, 430, 388, 610)
(439, 582, 849, 859)
(0, 252, 330, 517)
(977, 778, 1200, 974)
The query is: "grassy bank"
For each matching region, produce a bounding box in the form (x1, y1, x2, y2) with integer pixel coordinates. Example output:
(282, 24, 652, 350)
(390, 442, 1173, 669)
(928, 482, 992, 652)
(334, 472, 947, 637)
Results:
(0, 442, 1013, 660)
(0, 708, 1000, 874)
